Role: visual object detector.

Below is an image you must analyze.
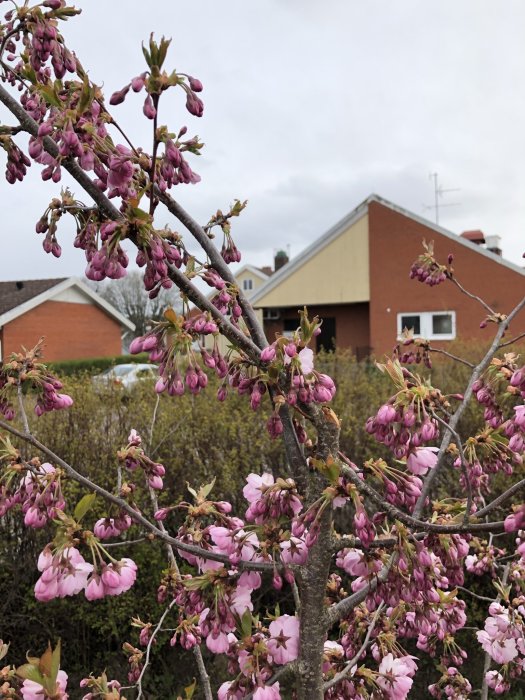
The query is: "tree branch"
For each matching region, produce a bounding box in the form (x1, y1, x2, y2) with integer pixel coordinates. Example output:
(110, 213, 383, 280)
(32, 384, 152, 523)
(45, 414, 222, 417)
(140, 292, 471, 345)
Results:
(0, 82, 262, 361)
(0, 418, 275, 572)
(412, 294, 525, 519)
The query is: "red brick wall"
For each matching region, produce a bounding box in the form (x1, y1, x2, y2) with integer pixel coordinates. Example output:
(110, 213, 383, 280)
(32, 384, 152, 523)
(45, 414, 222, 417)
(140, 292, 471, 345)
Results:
(2, 300, 123, 361)
(263, 302, 370, 357)
(368, 201, 525, 357)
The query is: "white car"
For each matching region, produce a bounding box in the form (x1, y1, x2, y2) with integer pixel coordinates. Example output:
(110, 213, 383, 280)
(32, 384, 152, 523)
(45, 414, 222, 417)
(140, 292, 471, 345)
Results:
(93, 363, 157, 390)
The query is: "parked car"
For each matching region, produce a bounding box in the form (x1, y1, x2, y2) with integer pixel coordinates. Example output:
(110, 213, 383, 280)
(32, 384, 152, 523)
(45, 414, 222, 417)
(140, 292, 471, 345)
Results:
(93, 363, 157, 390)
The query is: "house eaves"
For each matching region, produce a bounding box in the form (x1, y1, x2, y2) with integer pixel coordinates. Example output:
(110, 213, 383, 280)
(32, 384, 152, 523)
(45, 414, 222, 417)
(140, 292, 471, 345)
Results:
(250, 193, 524, 307)
(0, 277, 135, 331)
(368, 194, 525, 277)
(250, 198, 369, 306)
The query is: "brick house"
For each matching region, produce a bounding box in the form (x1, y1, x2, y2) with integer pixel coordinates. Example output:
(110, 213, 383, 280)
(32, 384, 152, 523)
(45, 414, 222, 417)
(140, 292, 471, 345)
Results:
(0, 277, 135, 362)
(249, 194, 525, 357)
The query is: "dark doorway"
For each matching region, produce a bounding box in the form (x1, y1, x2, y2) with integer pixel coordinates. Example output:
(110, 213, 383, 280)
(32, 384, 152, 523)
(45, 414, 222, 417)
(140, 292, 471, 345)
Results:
(316, 317, 336, 352)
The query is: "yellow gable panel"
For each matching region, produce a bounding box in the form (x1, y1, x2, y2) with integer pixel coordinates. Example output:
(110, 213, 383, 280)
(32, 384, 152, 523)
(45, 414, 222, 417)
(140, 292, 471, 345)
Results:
(254, 214, 370, 307)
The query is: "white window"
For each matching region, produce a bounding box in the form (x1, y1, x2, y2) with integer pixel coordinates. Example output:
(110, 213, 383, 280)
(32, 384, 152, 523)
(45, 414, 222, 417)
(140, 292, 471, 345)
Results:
(397, 311, 456, 340)
(242, 278, 253, 291)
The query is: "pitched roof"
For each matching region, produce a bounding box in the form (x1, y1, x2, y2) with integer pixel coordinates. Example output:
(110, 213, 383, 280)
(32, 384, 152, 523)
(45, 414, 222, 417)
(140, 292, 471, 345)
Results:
(0, 278, 67, 316)
(250, 194, 525, 305)
(0, 277, 135, 331)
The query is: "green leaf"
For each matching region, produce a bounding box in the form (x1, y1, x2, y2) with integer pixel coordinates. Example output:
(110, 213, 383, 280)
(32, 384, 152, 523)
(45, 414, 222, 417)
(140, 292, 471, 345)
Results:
(16, 663, 45, 685)
(184, 679, 197, 699)
(39, 84, 62, 108)
(141, 43, 152, 68)
(50, 640, 61, 685)
(186, 483, 198, 500)
(240, 610, 253, 638)
(198, 477, 216, 501)
(74, 493, 96, 522)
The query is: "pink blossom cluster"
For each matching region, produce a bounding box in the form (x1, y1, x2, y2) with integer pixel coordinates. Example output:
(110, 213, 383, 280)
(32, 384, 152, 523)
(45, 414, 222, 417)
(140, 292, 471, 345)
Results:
(243, 472, 303, 523)
(34, 546, 137, 602)
(217, 615, 300, 699)
(80, 674, 123, 700)
(477, 602, 525, 665)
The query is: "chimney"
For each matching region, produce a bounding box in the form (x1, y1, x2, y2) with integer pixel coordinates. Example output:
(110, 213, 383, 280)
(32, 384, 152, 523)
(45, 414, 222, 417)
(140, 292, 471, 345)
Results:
(15, 281, 24, 290)
(274, 250, 289, 272)
(460, 230, 485, 245)
(485, 234, 502, 256)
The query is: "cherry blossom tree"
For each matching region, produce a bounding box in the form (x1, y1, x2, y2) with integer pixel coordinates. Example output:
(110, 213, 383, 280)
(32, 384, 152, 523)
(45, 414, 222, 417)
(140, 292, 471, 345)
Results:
(1, 2, 525, 699)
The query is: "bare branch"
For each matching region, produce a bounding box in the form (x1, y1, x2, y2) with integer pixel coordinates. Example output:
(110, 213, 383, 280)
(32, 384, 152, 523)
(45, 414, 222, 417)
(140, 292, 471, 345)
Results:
(450, 276, 496, 316)
(428, 347, 474, 368)
(136, 599, 177, 700)
(475, 477, 525, 519)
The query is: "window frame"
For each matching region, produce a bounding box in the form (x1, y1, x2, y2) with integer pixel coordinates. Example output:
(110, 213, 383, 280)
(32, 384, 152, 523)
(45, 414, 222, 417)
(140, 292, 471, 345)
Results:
(397, 310, 456, 341)
(242, 278, 254, 291)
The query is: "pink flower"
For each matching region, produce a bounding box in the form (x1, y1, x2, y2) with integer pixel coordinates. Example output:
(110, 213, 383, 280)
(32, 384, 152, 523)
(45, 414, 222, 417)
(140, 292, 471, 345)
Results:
(267, 615, 300, 665)
(298, 347, 314, 375)
(243, 473, 274, 503)
(477, 631, 518, 664)
(377, 654, 416, 699)
(253, 683, 281, 699)
(21, 670, 68, 699)
(406, 447, 439, 475)
(280, 537, 308, 565)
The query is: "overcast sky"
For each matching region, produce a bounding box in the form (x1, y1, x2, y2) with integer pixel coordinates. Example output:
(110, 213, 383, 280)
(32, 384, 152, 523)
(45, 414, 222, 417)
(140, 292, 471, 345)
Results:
(1, 0, 525, 281)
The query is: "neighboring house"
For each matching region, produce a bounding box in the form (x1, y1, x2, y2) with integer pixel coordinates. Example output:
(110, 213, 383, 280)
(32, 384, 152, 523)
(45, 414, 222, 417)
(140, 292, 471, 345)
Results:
(0, 277, 135, 362)
(235, 264, 272, 296)
(249, 194, 525, 358)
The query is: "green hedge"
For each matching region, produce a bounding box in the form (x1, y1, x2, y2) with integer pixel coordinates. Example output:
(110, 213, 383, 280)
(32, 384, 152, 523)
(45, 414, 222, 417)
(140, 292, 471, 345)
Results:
(48, 352, 151, 376)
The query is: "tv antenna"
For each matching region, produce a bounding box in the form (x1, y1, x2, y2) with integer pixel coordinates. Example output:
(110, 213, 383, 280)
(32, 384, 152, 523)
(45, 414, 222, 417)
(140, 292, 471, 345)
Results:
(424, 172, 461, 225)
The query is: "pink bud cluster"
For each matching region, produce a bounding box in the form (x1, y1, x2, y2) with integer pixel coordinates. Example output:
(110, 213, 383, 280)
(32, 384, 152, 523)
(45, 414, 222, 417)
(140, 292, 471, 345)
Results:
(93, 512, 132, 540)
(0, 461, 65, 526)
(428, 666, 472, 699)
(3, 138, 31, 183)
(118, 429, 166, 490)
(0, 346, 73, 420)
(409, 242, 450, 286)
(366, 401, 438, 459)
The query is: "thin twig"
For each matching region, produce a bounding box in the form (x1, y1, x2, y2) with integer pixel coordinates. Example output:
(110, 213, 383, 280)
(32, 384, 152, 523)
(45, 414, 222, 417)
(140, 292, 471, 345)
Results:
(429, 409, 473, 523)
(475, 477, 525, 519)
(456, 586, 495, 603)
(451, 277, 496, 316)
(428, 347, 475, 368)
(135, 599, 177, 700)
(413, 293, 525, 520)
(323, 603, 385, 691)
(338, 461, 505, 536)
(328, 551, 397, 626)
(499, 331, 525, 349)
(193, 644, 213, 700)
